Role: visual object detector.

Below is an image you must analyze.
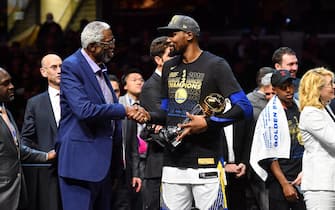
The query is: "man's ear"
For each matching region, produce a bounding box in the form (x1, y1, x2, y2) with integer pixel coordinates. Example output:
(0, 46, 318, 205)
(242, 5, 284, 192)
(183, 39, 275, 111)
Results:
(154, 55, 162, 66)
(274, 63, 281, 70)
(88, 43, 96, 52)
(186, 31, 194, 41)
(186, 31, 195, 41)
(123, 83, 128, 91)
(40, 68, 48, 78)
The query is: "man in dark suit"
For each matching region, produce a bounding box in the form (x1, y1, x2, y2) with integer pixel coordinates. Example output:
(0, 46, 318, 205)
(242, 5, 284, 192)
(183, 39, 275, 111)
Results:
(21, 54, 62, 210)
(222, 107, 253, 210)
(56, 21, 148, 210)
(0, 67, 56, 210)
(139, 36, 172, 210)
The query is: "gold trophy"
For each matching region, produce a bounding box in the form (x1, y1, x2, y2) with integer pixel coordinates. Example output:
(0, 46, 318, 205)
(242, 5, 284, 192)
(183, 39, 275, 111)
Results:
(159, 93, 227, 151)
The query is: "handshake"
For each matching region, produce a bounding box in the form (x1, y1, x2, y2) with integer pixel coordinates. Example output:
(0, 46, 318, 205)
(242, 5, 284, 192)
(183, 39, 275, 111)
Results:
(125, 103, 150, 124)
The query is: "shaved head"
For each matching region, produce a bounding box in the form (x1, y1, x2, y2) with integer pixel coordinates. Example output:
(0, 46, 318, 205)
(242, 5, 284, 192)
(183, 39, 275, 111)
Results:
(40, 54, 62, 90)
(0, 67, 14, 102)
(41, 54, 62, 67)
(0, 67, 7, 75)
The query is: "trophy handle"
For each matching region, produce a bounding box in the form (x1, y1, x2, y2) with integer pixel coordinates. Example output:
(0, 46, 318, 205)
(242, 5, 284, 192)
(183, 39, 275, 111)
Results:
(181, 104, 203, 124)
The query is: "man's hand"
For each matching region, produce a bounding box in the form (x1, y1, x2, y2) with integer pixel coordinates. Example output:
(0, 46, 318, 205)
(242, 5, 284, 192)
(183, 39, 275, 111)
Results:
(235, 163, 246, 178)
(153, 124, 163, 133)
(282, 182, 299, 202)
(47, 149, 56, 160)
(224, 163, 239, 173)
(291, 171, 303, 186)
(176, 112, 207, 141)
(125, 105, 150, 124)
(136, 105, 150, 123)
(224, 163, 246, 178)
(132, 177, 142, 193)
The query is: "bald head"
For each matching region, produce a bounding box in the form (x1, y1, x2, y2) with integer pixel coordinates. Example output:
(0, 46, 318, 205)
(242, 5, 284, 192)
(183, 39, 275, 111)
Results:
(41, 54, 62, 67)
(0, 68, 10, 81)
(0, 67, 6, 74)
(40, 54, 62, 90)
(0, 67, 15, 102)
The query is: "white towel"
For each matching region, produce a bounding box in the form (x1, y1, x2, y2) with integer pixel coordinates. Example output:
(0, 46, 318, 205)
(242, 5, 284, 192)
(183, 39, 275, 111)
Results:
(249, 95, 291, 181)
(223, 99, 235, 163)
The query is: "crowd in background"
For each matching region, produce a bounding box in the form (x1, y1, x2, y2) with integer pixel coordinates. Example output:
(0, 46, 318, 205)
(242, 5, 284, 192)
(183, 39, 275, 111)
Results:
(1, 5, 335, 208)
(1, 15, 334, 130)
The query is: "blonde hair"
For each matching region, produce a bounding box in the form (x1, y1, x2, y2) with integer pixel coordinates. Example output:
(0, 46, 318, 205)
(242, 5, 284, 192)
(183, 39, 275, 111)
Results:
(299, 67, 334, 111)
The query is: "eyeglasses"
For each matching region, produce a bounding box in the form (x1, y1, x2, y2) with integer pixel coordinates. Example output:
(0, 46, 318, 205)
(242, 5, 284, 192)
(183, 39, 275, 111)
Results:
(97, 38, 116, 48)
(129, 78, 144, 83)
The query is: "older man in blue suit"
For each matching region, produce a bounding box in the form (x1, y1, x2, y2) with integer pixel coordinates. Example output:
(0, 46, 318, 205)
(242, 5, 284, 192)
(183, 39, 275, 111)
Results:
(56, 21, 149, 210)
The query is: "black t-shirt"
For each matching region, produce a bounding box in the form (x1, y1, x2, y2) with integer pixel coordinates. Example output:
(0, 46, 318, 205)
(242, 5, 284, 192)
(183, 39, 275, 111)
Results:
(268, 102, 304, 199)
(278, 102, 303, 180)
(161, 51, 242, 168)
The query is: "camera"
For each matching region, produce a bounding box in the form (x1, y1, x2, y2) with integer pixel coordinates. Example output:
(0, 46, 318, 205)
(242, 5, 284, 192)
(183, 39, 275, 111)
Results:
(140, 124, 167, 148)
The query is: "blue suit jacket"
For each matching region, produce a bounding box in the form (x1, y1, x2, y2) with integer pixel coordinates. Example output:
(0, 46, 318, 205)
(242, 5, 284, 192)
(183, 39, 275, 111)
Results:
(57, 49, 125, 182)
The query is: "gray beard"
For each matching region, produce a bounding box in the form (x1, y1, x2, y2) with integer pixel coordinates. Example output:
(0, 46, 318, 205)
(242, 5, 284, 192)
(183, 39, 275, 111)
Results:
(100, 51, 113, 64)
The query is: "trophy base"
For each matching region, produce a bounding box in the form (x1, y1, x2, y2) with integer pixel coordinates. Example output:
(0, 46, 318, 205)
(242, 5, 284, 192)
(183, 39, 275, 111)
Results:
(171, 140, 181, 147)
(158, 126, 182, 151)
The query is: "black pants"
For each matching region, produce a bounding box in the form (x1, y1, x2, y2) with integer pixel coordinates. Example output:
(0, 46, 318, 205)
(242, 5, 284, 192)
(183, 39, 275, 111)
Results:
(268, 181, 306, 210)
(225, 173, 247, 210)
(111, 170, 142, 210)
(22, 165, 62, 210)
(245, 168, 269, 210)
(142, 178, 161, 210)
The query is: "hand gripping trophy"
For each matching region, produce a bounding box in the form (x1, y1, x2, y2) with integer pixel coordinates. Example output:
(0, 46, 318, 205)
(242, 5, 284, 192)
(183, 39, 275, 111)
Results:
(159, 93, 228, 151)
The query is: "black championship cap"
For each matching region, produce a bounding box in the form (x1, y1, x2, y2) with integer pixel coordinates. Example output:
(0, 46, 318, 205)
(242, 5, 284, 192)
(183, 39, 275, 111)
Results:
(271, 69, 293, 87)
(157, 15, 200, 36)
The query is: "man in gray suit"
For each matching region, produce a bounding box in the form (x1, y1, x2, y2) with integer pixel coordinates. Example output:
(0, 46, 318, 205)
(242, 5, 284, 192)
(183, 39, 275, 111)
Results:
(21, 54, 62, 210)
(113, 68, 144, 210)
(0, 67, 55, 210)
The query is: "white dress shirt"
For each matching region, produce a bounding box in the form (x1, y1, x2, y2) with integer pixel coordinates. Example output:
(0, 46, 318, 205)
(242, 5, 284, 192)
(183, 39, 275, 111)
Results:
(48, 86, 60, 127)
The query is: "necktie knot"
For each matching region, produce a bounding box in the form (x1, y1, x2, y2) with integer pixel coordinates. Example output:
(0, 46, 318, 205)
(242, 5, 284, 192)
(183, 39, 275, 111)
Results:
(96, 70, 103, 78)
(98, 63, 106, 70)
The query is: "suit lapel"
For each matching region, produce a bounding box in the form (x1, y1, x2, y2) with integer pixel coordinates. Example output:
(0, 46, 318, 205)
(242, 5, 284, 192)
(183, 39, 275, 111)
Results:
(153, 72, 161, 82)
(0, 112, 19, 152)
(76, 50, 118, 104)
(76, 50, 107, 103)
(43, 92, 58, 134)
